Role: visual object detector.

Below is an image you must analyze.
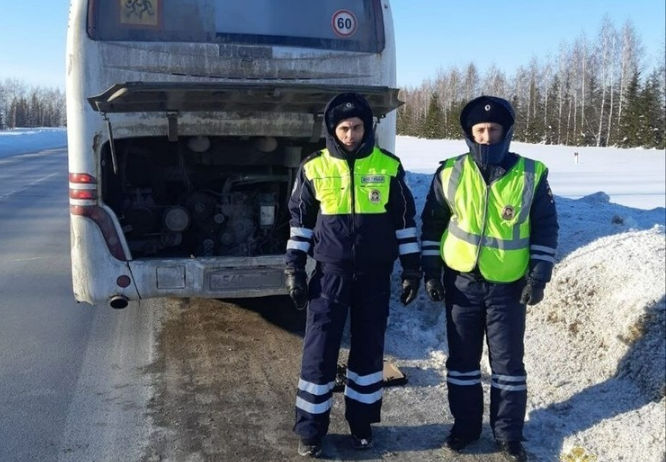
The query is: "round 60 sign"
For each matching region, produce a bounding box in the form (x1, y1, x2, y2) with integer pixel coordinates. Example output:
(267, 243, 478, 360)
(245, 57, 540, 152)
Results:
(331, 10, 358, 38)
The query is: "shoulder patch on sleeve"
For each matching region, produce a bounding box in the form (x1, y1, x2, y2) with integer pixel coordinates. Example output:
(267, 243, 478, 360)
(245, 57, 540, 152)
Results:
(546, 185, 554, 203)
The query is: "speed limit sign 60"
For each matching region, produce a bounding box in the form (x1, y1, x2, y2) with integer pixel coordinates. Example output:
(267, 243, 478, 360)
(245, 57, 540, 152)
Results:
(331, 10, 357, 38)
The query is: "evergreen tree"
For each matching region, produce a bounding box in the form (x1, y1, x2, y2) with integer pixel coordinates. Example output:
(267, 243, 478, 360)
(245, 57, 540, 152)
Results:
(509, 94, 524, 142)
(17, 97, 29, 127)
(30, 92, 42, 127)
(618, 72, 642, 147)
(638, 71, 665, 149)
(444, 100, 465, 140)
(422, 94, 446, 139)
(397, 100, 418, 137)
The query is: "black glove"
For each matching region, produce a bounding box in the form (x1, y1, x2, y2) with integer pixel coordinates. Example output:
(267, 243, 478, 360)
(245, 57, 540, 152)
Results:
(425, 278, 445, 302)
(285, 268, 308, 310)
(520, 277, 546, 306)
(400, 270, 421, 306)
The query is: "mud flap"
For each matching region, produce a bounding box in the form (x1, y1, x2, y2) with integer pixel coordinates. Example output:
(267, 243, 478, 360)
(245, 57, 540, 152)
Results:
(333, 361, 408, 392)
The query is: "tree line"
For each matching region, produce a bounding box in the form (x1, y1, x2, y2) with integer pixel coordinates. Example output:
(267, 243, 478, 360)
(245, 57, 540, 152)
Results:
(397, 17, 665, 149)
(0, 79, 66, 130)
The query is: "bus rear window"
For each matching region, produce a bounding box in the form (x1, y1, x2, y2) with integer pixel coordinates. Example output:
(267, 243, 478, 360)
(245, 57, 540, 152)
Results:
(88, 0, 385, 53)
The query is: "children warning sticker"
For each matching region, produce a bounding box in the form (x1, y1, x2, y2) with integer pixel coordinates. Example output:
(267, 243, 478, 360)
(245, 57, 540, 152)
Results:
(331, 10, 357, 38)
(121, 0, 159, 27)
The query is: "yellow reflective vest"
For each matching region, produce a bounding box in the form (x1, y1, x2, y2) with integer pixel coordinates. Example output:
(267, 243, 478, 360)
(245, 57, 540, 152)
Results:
(303, 147, 399, 215)
(439, 154, 546, 283)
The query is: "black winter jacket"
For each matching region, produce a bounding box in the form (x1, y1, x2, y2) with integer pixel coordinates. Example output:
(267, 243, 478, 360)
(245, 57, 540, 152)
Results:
(285, 93, 420, 274)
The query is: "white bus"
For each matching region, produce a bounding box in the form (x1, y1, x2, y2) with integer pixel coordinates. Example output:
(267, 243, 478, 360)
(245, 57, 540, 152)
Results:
(66, 0, 400, 308)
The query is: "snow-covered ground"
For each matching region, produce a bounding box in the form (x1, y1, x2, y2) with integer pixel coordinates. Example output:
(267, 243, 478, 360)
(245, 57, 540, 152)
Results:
(1, 128, 664, 461)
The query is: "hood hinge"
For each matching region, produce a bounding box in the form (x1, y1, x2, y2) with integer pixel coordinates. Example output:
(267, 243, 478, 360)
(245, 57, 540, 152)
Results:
(311, 113, 323, 142)
(101, 112, 119, 175)
(167, 111, 179, 142)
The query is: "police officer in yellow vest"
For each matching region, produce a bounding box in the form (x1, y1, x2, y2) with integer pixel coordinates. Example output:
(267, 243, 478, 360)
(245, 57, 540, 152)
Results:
(421, 96, 558, 462)
(285, 92, 421, 458)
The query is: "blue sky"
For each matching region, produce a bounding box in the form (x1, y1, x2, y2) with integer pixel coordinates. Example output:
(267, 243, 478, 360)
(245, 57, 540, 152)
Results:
(0, 0, 663, 90)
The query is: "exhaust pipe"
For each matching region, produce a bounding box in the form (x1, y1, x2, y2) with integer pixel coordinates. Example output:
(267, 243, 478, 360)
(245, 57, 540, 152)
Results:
(109, 295, 129, 309)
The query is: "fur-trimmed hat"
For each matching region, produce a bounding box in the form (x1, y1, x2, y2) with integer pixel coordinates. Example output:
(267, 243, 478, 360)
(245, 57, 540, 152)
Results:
(325, 93, 373, 133)
(460, 96, 514, 134)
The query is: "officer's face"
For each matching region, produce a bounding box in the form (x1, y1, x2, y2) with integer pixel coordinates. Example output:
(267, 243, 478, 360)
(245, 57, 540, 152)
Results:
(335, 117, 365, 152)
(471, 122, 504, 144)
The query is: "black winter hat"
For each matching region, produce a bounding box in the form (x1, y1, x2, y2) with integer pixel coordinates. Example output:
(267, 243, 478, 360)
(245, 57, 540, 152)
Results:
(460, 96, 514, 134)
(325, 93, 373, 133)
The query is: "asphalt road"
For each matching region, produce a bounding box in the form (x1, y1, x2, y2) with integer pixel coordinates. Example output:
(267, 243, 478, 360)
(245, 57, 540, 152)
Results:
(0, 149, 153, 462)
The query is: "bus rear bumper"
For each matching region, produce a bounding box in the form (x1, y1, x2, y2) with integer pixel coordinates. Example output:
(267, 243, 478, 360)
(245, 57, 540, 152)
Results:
(127, 255, 288, 301)
(71, 217, 290, 307)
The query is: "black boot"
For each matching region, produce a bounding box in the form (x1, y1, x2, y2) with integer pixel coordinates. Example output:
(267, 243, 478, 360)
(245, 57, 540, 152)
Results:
(350, 423, 373, 450)
(351, 433, 373, 450)
(298, 437, 322, 458)
(496, 440, 527, 462)
(443, 433, 480, 452)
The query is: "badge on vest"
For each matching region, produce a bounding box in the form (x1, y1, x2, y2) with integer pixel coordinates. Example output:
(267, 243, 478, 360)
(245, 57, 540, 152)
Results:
(501, 205, 515, 220)
(360, 175, 386, 184)
(369, 189, 381, 203)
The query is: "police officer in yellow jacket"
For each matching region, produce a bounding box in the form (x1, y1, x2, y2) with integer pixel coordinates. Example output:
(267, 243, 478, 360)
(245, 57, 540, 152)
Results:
(285, 92, 421, 458)
(421, 96, 558, 462)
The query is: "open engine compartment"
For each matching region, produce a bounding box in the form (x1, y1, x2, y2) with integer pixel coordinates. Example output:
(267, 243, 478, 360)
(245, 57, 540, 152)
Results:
(101, 135, 321, 259)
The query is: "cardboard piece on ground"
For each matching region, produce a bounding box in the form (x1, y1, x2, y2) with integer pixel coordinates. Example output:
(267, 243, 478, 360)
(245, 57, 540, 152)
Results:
(383, 361, 407, 384)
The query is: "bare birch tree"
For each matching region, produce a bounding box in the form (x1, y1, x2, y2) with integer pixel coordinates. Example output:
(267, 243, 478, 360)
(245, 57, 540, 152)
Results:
(595, 16, 617, 146)
(482, 64, 509, 98)
(555, 42, 571, 145)
(463, 63, 480, 101)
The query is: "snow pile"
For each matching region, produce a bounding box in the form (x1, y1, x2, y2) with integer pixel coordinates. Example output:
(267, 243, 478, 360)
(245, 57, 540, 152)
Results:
(538, 226, 664, 397)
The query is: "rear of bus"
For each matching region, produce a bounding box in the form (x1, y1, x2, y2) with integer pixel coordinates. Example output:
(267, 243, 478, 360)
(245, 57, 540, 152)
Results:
(66, 0, 400, 308)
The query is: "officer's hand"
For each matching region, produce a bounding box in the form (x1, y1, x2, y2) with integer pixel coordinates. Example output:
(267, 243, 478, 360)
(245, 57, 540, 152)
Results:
(400, 277, 420, 306)
(285, 268, 308, 310)
(520, 277, 545, 306)
(425, 278, 445, 302)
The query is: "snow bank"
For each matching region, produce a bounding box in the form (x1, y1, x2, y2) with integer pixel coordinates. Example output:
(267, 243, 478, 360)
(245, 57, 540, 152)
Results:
(0, 127, 67, 158)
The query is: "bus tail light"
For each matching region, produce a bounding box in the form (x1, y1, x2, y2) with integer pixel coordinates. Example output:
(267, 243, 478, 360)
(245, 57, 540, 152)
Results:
(69, 173, 97, 184)
(70, 189, 98, 200)
(70, 172, 128, 261)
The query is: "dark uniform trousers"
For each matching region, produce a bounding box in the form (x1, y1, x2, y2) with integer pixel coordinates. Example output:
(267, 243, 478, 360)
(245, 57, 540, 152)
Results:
(294, 263, 391, 441)
(444, 271, 527, 442)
